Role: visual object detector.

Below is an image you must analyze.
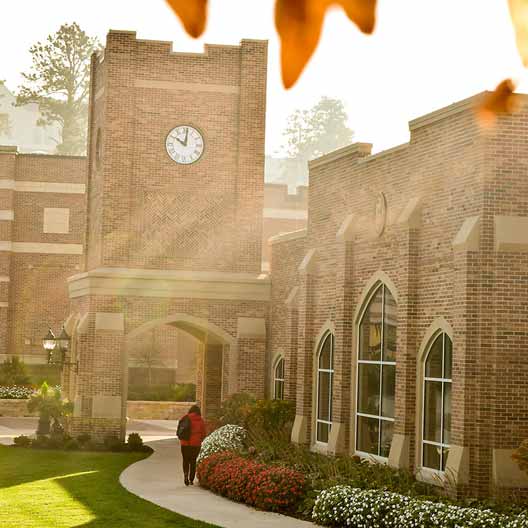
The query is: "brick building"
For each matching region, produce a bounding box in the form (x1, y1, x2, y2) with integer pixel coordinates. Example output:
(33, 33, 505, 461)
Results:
(0, 29, 527, 499)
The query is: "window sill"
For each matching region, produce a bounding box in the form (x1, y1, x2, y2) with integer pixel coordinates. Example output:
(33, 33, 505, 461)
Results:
(355, 451, 389, 465)
(416, 467, 446, 487)
(311, 441, 330, 454)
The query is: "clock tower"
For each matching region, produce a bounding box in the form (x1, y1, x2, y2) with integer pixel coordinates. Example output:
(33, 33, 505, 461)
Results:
(66, 31, 270, 439)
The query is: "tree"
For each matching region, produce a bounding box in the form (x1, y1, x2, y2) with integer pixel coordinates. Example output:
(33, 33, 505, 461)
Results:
(131, 337, 165, 386)
(281, 96, 354, 163)
(16, 23, 100, 156)
(0, 356, 30, 386)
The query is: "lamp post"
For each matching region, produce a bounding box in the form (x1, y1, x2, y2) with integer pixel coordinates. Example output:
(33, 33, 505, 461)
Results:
(42, 327, 77, 372)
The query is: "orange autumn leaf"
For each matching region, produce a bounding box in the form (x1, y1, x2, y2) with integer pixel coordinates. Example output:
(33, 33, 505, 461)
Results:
(509, 0, 528, 66)
(477, 79, 518, 126)
(275, 0, 377, 89)
(165, 0, 208, 38)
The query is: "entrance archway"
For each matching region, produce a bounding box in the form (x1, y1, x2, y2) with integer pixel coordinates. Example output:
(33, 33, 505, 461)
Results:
(125, 314, 237, 420)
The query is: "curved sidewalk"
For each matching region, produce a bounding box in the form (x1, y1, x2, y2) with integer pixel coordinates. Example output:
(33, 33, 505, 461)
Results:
(120, 438, 319, 528)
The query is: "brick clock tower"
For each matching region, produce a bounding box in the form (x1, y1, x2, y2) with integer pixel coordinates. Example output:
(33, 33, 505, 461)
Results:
(66, 31, 270, 439)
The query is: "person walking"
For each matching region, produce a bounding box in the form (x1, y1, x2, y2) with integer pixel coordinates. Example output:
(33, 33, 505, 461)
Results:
(177, 404, 206, 486)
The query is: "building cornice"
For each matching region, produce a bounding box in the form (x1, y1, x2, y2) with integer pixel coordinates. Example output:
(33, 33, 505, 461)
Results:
(68, 267, 271, 302)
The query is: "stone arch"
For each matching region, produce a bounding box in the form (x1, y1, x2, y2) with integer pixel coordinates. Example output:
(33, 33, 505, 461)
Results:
(125, 313, 237, 419)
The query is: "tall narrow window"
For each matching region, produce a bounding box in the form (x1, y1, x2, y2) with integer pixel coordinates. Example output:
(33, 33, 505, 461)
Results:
(316, 332, 334, 444)
(422, 333, 452, 471)
(273, 357, 285, 400)
(356, 284, 397, 458)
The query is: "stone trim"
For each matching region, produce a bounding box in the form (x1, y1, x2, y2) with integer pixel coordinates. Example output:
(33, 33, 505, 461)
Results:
(0, 276, 10, 282)
(0, 180, 85, 194)
(336, 214, 357, 243)
(0, 210, 14, 221)
(0, 242, 83, 254)
(298, 248, 317, 275)
(495, 215, 528, 252)
(285, 286, 299, 306)
(237, 317, 266, 339)
(135, 79, 240, 94)
(95, 312, 124, 332)
(268, 228, 307, 245)
(291, 414, 308, 444)
(263, 208, 307, 220)
(389, 433, 410, 469)
(493, 448, 528, 488)
(397, 197, 422, 229)
(68, 268, 270, 301)
(453, 216, 480, 251)
(309, 142, 373, 169)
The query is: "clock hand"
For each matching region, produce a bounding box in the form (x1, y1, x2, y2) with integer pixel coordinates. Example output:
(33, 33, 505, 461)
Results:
(183, 127, 189, 147)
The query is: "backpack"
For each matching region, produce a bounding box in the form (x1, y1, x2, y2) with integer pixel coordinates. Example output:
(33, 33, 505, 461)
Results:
(177, 415, 191, 441)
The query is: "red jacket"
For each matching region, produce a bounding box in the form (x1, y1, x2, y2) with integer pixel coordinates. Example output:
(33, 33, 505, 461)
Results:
(179, 412, 206, 446)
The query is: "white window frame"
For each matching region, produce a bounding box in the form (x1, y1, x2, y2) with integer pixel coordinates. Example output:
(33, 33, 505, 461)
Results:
(355, 283, 396, 461)
(273, 356, 285, 400)
(315, 332, 334, 445)
(421, 332, 452, 474)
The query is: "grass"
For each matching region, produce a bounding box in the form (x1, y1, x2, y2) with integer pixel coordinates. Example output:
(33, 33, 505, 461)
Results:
(0, 445, 219, 528)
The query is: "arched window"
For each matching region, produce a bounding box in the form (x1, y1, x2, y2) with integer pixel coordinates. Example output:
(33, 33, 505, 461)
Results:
(422, 332, 452, 471)
(316, 332, 334, 444)
(356, 283, 397, 458)
(273, 357, 285, 400)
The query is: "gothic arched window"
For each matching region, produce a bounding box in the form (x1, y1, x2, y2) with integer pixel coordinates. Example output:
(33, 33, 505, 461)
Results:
(316, 332, 334, 444)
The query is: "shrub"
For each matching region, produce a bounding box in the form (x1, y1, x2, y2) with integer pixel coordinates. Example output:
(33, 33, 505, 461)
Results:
(198, 451, 306, 513)
(104, 434, 126, 452)
(247, 399, 295, 433)
(312, 486, 528, 528)
(127, 432, 145, 451)
(13, 435, 31, 448)
(0, 357, 31, 386)
(64, 438, 80, 450)
(76, 433, 91, 446)
(219, 392, 256, 426)
(127, 383, 196, 402)
(0, 385, 34, 399)
(197, 424, 246, 464)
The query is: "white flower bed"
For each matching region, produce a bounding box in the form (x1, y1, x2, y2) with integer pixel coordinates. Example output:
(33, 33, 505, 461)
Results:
(0, 386, 34, 399)
(312, 485, 528, 528)
(197, 424, 246, 464)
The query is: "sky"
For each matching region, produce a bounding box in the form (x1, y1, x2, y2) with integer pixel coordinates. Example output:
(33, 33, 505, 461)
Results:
(1, 0, 527, 155)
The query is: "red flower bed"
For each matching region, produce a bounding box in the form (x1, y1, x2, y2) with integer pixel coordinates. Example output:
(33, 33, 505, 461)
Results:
(197, 451, 306, 513)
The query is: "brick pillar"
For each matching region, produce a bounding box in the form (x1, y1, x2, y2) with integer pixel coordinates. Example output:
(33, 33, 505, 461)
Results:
(388, 203, 420, 470)
(70, 310, 126, 441)
(284, 287, 299, 402)
(236, 317, 267, 397)
(331, 227, 355, 454)
(0, 147, 16, 354)
(202, 343, 222, 418)
(291, 249, 316, 444)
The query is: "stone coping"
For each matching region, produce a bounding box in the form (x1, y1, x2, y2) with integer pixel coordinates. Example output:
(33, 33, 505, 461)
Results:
(68, 267, 271, 301)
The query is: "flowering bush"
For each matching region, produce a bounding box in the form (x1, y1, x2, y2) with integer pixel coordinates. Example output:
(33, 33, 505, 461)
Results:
(0, 386, 34, 399)
(197, 423, 246, 464)
(312, 485, 528, 528)
(198, 450, 306, 513)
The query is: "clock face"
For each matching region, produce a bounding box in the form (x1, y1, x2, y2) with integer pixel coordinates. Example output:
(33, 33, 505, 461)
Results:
(166, 125, 204, 164)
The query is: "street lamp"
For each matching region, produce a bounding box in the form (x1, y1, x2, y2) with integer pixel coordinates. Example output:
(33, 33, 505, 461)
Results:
(42, 326, 77, 372)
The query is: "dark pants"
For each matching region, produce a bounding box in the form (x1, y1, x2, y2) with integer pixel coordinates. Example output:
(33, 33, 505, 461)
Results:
(181, 445, 201, 482)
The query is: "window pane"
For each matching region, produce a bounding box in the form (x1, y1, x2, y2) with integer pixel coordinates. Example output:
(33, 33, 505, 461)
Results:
(317, 421, 330, 443)
(444, 336, 452, 380)
(274, 380, 284, 400)
(381, 364, 395, 419)
(275, 358, 284, 380)
(423, 380, 442, 442)
(423, 442, 441, 470)
(359, 288, 383, 361)
(318, 371, 331, 421)
(443, 382, 451, 444)
(358, 363, 380, 415)
(319, 335, 332, 370)
(357, 415, 379, 454)
(380, 420, 394, 458)
(425, 335, 443, 379)
(383, 289, 397, 362)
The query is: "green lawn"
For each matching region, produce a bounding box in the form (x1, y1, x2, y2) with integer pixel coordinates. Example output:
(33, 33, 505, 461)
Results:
(0, 445, 219, 528)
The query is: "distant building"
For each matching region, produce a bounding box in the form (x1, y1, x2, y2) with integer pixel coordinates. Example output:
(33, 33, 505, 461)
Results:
(0, 81, 60, 153)
(265, 155, 308, 189)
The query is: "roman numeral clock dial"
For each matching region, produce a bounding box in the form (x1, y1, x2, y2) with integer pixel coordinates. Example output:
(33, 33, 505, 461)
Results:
(166, 125, 204, 164)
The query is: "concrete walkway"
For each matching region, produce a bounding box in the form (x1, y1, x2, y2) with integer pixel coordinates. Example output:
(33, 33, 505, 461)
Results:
(120, 437, 319, 528)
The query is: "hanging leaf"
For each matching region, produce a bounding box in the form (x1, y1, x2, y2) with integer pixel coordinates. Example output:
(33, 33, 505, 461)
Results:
(275, 0, 377, 89)
(509, 0, 528, 66)
(477, 79, 517, 125)
(166, 0, 208, 38)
